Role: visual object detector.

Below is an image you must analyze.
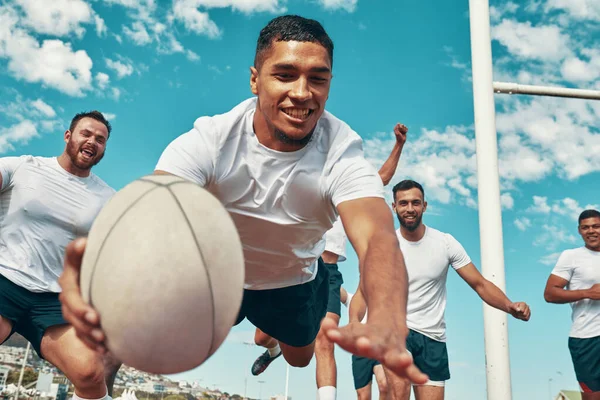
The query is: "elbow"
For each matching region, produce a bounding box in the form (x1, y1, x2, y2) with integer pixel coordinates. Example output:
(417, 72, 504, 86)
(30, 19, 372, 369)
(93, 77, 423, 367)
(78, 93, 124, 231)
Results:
(543, 290, 554, 303)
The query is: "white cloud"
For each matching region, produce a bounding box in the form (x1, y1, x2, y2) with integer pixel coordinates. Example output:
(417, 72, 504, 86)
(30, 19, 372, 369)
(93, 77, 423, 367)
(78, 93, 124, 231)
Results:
(526, 196, 598, 221)
(105, 57, 135, 79)
(111, 87, 122, 101)
(186, 50, 201, 62)
(39, 120, 62, 132)
(534, 224, 577, 250)
(94, 14, 107, 37)
(171, 1, 221, 38)
(0, 120, 39, 153)
(123, 21, 152, 45)
(501, 192, 514, 210)
(114, 34, 123, 44)
(489, 1, 519, 21)
(14, 0, 99, 38)
(95, 72, 110, 90)
(528, 196, 552, 214)
(30, 99, 56, 118)
(539, 252, 562, 266)
(560, 50, 600, 82)
(491, 20, 571, 62)
(545, 0, 600, 21)
(514, 217, 532, 231)
(103, 113, 117, 121)
(317, 0, 357, 12)
(0, 6, 93, 96)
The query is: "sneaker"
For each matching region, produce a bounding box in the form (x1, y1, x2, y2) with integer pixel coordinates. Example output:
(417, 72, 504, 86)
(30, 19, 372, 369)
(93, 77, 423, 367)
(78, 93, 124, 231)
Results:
(251, 349, 282, 376)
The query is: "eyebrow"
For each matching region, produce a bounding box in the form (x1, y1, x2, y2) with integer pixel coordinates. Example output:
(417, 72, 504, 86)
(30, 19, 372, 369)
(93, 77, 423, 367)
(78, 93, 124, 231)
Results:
(271, 63, 331, 74)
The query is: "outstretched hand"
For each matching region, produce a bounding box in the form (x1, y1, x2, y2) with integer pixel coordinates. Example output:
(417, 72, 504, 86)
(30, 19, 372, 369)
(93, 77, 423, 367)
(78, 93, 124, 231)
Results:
(58, 238, 108, 354)
(322, 316, 429, 384)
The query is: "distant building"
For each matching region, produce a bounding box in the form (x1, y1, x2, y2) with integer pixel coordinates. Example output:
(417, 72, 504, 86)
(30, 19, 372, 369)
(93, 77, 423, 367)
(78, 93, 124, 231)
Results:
(0, 366, 11, 390)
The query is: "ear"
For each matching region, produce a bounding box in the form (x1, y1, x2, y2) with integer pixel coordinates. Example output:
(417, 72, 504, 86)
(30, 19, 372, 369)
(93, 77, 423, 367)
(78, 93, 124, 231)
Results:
(64, 130, 71, 144)
(423, 201, 428, 213)
(250, 66, 259, 95)
(391, 202, 396, 212)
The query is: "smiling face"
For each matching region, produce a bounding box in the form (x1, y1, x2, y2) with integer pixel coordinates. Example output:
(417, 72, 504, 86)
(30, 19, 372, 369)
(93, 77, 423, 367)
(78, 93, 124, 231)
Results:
(64, 117, 108, 171)
(579, 216, 600, 251)
(250, 40, 332, 150)
(393, 188, 427, 232)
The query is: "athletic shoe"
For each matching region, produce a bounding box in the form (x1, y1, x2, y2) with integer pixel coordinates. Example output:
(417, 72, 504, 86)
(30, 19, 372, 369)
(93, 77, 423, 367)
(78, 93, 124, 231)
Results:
(251, 349, 282, 376)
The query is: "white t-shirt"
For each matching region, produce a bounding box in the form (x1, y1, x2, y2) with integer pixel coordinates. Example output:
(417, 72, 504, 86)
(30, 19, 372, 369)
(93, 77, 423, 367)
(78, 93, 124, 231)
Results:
(551, 247, 600, 339)
(0, 156, 115, 293)
(155, 97, 384, 290)
(324, 217, 347, 262)
(398, 226, 471, 342)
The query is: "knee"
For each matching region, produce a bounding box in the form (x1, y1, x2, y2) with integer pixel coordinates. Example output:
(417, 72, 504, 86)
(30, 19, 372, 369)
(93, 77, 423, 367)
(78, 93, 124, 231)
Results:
(67, 357, 106, 391)
(285, 353, 312, 368)
(254, 333, 272, 347)
(315, 331, 334, 357)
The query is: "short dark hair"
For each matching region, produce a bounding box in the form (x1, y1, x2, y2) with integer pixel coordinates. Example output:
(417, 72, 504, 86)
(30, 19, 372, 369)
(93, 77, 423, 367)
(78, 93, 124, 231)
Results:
(579, 209, 600, 224)
(254, 15, 334, 69)
(392, 180, 425, 202)
(69, 111, 112, 138)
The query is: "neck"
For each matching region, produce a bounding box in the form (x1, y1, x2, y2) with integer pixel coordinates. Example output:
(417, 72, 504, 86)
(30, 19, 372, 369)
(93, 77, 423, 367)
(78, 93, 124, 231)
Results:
(585, 243, 600, 252)
(400, 223, 426, 242)
(57, 153, 90, 177)
(253, 104, 309, 152)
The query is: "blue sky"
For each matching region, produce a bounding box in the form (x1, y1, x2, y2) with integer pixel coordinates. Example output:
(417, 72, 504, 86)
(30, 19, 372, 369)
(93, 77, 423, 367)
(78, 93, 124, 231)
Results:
(1, 0, 599, 399)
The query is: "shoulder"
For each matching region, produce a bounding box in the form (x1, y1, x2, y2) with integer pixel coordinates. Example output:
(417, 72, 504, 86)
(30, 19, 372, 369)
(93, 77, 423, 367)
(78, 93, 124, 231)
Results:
(192, 97, 256, 141)
(89, 174, 116, 198)
(559, 247, 586, 262)
(317, 110, 363, 151)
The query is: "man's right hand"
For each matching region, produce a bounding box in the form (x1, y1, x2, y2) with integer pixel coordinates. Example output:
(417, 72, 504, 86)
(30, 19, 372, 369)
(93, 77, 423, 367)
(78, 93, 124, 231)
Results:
(58, 238, 108, 354)
(587, 283, 600, 300)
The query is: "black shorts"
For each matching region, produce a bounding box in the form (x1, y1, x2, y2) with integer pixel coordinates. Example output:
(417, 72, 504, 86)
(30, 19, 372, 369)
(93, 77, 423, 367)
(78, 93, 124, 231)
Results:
(234, 259, 329, 347)
(569, 335, 600, 392)
(352, 354, 380, 389)
(324, 262, 343, 317)
(406, 329, 450, 382)
(0, 273, 67, 358)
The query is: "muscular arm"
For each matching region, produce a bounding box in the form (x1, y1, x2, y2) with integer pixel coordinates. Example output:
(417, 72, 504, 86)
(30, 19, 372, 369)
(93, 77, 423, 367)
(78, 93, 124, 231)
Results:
(338, 197, 407, 329)
(377, 123, 407, 186)
(544, 274, 592, 304)
(349, 288, 367, 323)
(457, 264, 512, 312)
(378, 144, 403, 186)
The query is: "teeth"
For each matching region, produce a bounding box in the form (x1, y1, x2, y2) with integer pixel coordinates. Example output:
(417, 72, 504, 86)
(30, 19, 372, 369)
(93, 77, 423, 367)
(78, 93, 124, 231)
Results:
(283, 108, 310, 119)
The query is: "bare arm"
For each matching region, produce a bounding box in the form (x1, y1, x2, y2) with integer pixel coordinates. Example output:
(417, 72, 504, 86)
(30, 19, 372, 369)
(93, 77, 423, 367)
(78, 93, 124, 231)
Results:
(377, 123, 407, 186)
(349, 288, 367, 323)
(457, 263, 530, 321)
(338, 196, 407, 330)
(544, 275, 599, 303)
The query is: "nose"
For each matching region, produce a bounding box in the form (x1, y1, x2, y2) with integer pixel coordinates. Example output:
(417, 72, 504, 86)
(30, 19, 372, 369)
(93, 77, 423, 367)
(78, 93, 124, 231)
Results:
(289, 77, 312, 102)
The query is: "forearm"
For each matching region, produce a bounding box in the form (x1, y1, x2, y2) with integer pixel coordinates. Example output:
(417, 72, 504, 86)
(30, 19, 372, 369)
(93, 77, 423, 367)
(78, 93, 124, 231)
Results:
(476, 280, 512, 313)
(377, 143, 403, 186)
(544, 287, 589, 304)
(361, 232, 407, 325)
(349, 289, 366, 323)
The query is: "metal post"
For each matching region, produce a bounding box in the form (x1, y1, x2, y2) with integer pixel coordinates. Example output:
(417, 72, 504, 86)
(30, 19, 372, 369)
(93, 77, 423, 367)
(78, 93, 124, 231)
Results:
(468, 1, 512, 399)
(493, 82, 600, 100)
(284, 364, 289, 399)
(13, 343, 31, 400)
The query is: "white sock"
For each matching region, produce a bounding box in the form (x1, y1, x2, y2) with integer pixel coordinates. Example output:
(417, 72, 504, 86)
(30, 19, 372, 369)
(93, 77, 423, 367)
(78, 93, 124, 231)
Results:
(268, 343, 281, 358)
(72, 389, 111, 400)
(317, 386, 336, 400)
